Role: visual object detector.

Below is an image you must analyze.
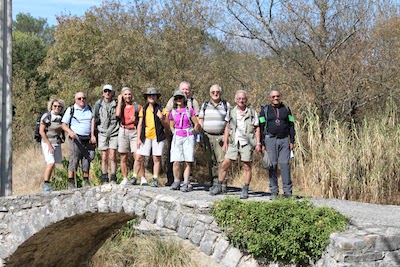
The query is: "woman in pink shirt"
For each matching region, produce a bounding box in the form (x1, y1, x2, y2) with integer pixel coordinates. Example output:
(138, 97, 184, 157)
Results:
(169, 90, 199, 192)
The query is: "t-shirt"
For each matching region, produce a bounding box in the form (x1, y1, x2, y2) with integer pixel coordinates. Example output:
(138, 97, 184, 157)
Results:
(234, 107, 259, 146)
(121, 103, 142, 130)
(198, 100, 230, 134)
(169, 107, 196, 137)
(139, 106, 166, 140)
(41, 111, 63, 144)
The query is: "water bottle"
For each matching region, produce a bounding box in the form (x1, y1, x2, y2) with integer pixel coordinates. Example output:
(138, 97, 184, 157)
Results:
(196, 133, 201, 142)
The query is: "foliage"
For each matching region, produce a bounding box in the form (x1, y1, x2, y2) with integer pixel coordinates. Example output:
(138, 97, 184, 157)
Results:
(211, 198, 348, 265)
(13, 13, 55, 45)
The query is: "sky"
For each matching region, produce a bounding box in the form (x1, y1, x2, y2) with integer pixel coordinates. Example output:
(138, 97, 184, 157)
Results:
(13, 0, 104, 26)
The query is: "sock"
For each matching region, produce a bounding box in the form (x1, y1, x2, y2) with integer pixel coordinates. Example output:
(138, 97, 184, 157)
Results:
(68, 178, 74, 183)
(44, 181, 50, 184)
(153, 175, 158, 179)
(132, 173, 137, 178)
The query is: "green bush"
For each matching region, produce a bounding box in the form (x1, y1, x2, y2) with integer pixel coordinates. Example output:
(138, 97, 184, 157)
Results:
(211, 197, 348, 265)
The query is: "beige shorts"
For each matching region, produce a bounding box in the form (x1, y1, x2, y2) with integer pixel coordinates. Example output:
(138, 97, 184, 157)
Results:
(118, 127, 138, 153)
(137, 138, 165, 157)
(41, 142, 62, 165)
(97, 132, 118, 151)
(225, 142, 254, 162)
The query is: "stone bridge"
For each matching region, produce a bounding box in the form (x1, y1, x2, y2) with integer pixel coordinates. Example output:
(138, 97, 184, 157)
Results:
(1, 185, 400, 267)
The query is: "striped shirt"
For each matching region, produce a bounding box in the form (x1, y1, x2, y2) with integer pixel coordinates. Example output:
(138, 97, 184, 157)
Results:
(198, 100, 231, 134)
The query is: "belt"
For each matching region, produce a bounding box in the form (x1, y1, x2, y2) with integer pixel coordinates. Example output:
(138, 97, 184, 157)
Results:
(205, 132, 224, 136)
(266, 133, 287, 139)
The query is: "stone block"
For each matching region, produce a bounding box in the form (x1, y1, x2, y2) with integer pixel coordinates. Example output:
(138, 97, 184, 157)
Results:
(200, 230, 218, 255)
(156, 206, 167, 228)
(164, 210, 180, 230)
(221, 246, 242, 267)
(212, 237, 230, 262)
(145, 201, 158, 223)
(189, 222, 206, 245)
(237, 254, 259, 267)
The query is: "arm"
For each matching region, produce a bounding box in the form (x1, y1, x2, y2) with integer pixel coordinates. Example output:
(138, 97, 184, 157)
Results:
(288, 107, 295, 151)
(191, 115, 199, 132)
(116, 94, 123, 117)
(137, 117, 143, 147)
(255, 125, 261, 153)
(222, 122, 230, 152)
(62, 122, 76, 139)
(90, 118, 97, 144)
(39, 123, 54, 153)
(169, 119, 175, 133)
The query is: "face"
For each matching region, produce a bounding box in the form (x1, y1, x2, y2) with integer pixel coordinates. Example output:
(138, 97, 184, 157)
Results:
(174, 95, 185, 106)
(210, 86, 221, 102)
(122, 90, 133, 103)
(147, 94, 157, 104)
(52, 101, 62, 114)
(269, 90, 281, 105)
(235, 92, 247, 108)
(179, 83, 191, 97)
(75, 93, 87, 108)
(103, 89, 112, 100)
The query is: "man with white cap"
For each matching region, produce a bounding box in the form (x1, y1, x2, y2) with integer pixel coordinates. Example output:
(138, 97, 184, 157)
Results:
(92, 84, 119, 184)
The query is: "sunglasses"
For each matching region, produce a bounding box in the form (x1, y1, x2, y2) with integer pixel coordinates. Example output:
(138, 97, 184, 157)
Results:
(53, 105, 62, 108)
(271, 95, 280, 98)
(103, 90, 112, 93)
(211, 91, 221, 94)
(76, 97, 86, 101)
(174, 96, 184, 100)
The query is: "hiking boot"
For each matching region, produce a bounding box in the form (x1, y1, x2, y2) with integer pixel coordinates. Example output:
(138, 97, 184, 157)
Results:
(181, 183, 191, 192)
(210, 183, 222, 196)
(82, 178, 90, 188)
(101, 174, 109, 185)
(68, 179, 76, 189)
(140, 177, 148, 186)
(42, 183, 52, 192)
(110, 175, 117, 185)
(284, 193, 293, 199)
(270, 192, 278, 200)
(120, 177, 129, 185)
(170, 181, 180, 190)
(129, 177, 137, 185)
(151, 178, 158, 187)
(239, 185, 249, 199)
(221, 180, 228, 193)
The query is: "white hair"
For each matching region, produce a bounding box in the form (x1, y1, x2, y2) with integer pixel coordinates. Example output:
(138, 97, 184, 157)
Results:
(121, 87, 135, 101)
(235, 90, 247, 99)
(209, 84, 222, 93)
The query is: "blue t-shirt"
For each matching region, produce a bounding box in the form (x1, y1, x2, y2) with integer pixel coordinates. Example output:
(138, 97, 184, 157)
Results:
(62, 104, 92, 136)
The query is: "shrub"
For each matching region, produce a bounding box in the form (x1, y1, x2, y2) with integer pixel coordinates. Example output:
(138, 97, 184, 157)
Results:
(211, 197, 348, 265)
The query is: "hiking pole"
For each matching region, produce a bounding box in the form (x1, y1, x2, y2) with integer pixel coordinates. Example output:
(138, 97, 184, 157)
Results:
(203, 134, 214, 186)
(73, 136, 78, 188)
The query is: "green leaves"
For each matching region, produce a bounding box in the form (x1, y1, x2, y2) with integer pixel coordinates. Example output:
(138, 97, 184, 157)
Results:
(211, 197, 348, 264)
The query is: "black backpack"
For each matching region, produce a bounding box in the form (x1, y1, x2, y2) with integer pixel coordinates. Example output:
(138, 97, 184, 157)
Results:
(34, 112, 51, 143)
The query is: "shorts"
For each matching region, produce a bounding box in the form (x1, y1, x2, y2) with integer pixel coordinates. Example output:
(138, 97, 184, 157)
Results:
(137, 138, 165, 157)
(118, 127, 138, 153)
(41, 142, 62, 165)
(170, 135, 195, 162)
(97, 132, 118, 151)
(225, 142, 254, 162)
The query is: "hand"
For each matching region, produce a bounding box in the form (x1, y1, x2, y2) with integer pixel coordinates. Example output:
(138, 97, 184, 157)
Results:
(69, 131, 76, 139)
(262, 146, 266, 154)
(256, 143, 261, 153)
(91, 135, 97, 144)
(222, 142, 228, 153)
(290, 143, 294, 151)
(47, 144, 54, 154)
(137, 139, 142, 148)
(156, 109, 163, 119)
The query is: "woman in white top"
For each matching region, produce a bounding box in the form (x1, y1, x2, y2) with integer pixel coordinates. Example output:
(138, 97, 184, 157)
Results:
(39, 98, 65, 192)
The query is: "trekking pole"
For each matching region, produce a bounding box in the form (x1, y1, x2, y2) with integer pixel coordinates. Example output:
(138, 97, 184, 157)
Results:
(72, 136, 77, 188)
(203, 134, 214, 185)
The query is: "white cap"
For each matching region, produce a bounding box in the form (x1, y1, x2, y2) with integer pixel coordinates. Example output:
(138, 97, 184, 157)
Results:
(103, 84, 113, 91)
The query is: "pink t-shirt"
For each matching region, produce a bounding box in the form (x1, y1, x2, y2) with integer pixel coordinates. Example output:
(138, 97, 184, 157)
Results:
(169, 108, 196, 137)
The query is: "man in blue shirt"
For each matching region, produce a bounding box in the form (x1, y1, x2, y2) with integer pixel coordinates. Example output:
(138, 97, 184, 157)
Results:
(62, 92, 96, 189)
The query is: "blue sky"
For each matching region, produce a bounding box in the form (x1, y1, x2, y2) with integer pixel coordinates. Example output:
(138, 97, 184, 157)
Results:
(13, 0, 104, 26)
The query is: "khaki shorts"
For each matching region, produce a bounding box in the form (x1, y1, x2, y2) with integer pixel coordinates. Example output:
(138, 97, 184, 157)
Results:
(170, 135, 195, 162)
(41, 142, 62, 165)
(118, 127, 138, 153)
(225, 142, 254, 162)
(137, 138, 165, 156)
(98, 132, 118, 150)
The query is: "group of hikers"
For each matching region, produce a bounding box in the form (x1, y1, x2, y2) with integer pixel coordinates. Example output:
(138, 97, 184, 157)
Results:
(38, 81, 295, 199)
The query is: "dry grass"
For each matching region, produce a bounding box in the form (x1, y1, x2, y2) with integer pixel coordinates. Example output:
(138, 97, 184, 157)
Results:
(90, 233, 215, 267)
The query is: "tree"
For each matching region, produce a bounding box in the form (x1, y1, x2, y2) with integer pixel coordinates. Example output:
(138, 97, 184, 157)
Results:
(13, 13, 55, 45)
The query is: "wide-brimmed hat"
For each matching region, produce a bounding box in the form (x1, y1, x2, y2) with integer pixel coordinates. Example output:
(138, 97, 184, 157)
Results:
(103, 84, 113, 92)
(173, 90, 186, 99)
(143, 87, 161, 97)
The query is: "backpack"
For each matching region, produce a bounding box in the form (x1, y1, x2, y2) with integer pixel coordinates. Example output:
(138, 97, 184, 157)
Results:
(120, 101, 140, 126)
(34, 112, 51, 143)
(68, 104, 93, 126)
(171, 107, 194, 131)
(261, 104, 292, 128)
(202, 100, 228, 116)
(34, 112, 66, 143)
(92, 99, 116, 127)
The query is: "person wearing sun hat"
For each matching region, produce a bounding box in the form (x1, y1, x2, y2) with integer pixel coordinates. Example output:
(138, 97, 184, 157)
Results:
(130, 87, 168, 187)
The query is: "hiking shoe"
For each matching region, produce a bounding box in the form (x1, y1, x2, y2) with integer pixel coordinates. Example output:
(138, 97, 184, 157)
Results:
(181, 183, 191, 192)
(120, 177, 129, 185)
(170, 181, 181, 190)
(68, 180, 75, 190)
(239, 185, 249, 199)
(221, 180, 228, 193)
(42, 183, 52, 192)
(140, 177, 148, 186)
(284, 193, 293, 199)
(210, 183, 222, 196)
(82, 178, 90, 188)
(270, 193, 278, 200)
(129, 177, 137, 185)
(151, 178, 158, 187)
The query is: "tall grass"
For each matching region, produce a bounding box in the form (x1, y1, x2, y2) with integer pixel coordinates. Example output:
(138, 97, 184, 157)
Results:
(294, 102, 400, 204)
